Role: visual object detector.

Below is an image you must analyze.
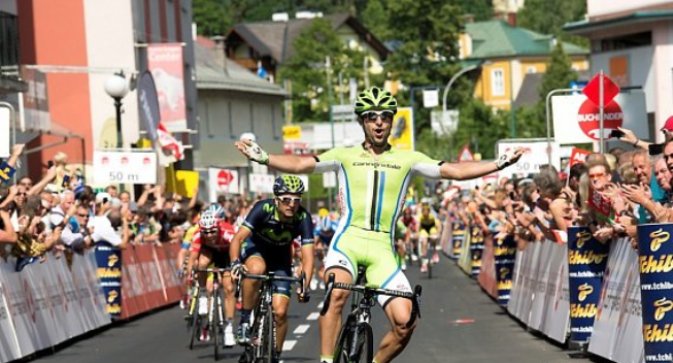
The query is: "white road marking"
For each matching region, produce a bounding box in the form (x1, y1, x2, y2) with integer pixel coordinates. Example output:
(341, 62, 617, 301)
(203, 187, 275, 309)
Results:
(293, 324, 310, 335)
(282, 340, 297, 351)
(307, 312, 320, 321)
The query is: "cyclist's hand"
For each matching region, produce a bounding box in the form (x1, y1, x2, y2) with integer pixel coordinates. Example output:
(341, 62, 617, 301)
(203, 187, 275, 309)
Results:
(234, 139, 269, 165)
(230, 259, 246, 280)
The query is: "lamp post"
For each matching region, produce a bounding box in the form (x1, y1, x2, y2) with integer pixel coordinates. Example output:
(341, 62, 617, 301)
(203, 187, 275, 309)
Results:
(104, 71, 129, 149)
(441, 63, 482, 131)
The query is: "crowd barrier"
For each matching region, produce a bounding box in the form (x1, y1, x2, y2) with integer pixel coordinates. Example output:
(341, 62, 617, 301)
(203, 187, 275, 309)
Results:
(449, 217, 648, 363)
(0, 243, 184, 363)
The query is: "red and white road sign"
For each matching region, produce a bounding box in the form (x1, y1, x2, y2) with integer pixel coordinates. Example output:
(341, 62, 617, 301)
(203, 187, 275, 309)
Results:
(208, 168, 239, 201)
(583, 73, 620, 107)
(577, 100, 623, 140)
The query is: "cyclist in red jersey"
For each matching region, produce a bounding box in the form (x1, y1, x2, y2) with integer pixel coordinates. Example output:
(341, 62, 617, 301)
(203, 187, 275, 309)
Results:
(187, 209, 237, 346)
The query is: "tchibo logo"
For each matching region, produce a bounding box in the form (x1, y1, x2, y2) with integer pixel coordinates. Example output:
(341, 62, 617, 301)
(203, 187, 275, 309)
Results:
(576, 231, 592, 249)
(499, 267, 510, 280)
(578, 283, 593, 302)
(107, 254, 119, 267)
(655, 297, 673, 321)
(650, 229, 671, 252)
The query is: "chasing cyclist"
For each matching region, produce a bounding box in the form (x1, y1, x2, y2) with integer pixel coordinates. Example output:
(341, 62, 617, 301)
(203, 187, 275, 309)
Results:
(186, 207, 237, 346)
(418, 201, 442, 273)
(235, 86, 524, 363)
(312, 213, 338, 290)
(228, 175, 314, 363)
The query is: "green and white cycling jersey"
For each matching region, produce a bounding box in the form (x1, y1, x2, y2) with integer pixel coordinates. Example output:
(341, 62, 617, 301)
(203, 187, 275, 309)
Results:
(314, 145, 443, 305)
(314, 145, 443, 234)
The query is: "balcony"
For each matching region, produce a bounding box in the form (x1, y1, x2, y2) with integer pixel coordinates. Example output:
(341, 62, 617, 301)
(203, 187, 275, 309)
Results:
(0, 11, 26, 93)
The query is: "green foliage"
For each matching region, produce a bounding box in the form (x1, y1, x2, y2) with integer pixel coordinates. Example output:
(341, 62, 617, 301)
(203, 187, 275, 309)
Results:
(193, 0, 229, 36)
(278, 18, 366, 122)
(360, 0, 392, 41)
(415, 129, 453, 161)
(454, 0, 493, 21)
(518, 0, 588, 46)
(452, 100, 509, 159)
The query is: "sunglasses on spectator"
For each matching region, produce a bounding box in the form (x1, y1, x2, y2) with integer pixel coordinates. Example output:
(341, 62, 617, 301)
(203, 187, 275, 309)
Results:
(361, 110, 394, 122)
(277, 196, 301, 205)
(589, 172, 606, 179)
(77, 213, 89, 218)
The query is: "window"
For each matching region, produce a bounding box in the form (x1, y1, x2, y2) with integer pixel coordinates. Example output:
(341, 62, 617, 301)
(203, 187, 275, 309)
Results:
(526, 66, 537, 74)
(595, 31, 652, 52)
(491, 68, 505, 97)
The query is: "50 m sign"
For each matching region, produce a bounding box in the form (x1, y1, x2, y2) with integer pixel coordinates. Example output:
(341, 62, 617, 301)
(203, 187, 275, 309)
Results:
(93, 151, 157, 185)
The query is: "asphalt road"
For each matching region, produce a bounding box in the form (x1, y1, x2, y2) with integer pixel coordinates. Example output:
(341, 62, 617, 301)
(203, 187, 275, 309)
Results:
(32, 255, 607, 363)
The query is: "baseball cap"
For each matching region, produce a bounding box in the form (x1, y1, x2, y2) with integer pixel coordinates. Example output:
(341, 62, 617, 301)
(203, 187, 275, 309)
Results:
(662, 115, 673, 132)
(95, 192, 112, 205)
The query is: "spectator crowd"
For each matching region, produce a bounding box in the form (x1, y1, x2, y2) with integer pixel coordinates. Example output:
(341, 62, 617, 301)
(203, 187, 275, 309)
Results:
(0, 145, 255, 272)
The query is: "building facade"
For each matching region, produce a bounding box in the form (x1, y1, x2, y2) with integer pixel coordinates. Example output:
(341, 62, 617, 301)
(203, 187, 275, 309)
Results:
(459, 20, 589, 111)
(565, 0, 673, 142)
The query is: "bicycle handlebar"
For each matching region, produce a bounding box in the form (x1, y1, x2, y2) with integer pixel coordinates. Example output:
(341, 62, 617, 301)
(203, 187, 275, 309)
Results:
(194, 267, 231, 274)
(319, 273, 422, 328)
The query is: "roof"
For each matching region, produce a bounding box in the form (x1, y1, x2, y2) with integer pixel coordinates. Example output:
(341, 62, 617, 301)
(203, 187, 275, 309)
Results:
(226, 13, 390, 63)
(194, 39, 286, 96)
(564, 10, 673, 34)
(464, 20, 588, 60)
(512, 73, 543, 108)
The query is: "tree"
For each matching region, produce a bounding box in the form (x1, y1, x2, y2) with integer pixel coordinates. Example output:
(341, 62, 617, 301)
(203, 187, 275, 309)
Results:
(278, 18, 366, 122)
(360, 0, 392, 41)
(507, 42, 578, 142)
(383, 0, 464, 132)
(193, 0, 229, 36)
(451, 100, 509, 160)
(454, 0, 493, 21)
(518, 0, 588, 46)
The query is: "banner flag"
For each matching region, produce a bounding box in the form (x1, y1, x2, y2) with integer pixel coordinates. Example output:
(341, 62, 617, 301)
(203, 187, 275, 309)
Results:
(567, 226, 610, 344)
(470, 226, 484, 277)
(638, 223, 673, 362)
(451, 220, 466, 260)
(94, 242, 123, 319)
(494, 235, 517, 306)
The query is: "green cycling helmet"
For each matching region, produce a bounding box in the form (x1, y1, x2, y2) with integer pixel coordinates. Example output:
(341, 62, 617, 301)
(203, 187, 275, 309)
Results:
(273, 175, 305, 195)
(354, 86, 398, 115)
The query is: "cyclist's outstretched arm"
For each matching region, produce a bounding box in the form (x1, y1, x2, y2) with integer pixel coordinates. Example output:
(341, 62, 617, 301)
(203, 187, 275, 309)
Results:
(234, 140, 317, 174)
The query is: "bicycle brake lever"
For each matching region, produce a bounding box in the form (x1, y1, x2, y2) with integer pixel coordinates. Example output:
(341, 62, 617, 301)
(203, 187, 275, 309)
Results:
(320, 273, 336, 315)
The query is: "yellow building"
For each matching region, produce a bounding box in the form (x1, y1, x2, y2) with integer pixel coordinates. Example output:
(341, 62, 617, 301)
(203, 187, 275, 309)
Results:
(459, 20, 589, 110)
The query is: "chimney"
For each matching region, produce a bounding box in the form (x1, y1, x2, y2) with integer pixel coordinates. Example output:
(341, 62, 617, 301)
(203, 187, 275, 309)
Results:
(507, 12, 517, 27)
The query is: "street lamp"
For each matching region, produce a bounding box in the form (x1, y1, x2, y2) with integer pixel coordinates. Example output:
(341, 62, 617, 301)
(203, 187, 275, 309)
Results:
(441, 62, 484, 131)
(104, 71, 129, 149)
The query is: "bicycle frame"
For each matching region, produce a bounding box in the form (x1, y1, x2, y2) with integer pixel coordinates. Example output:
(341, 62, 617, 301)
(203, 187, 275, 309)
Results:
(320, 272, 422, 362)
(236, 271, 306, 363)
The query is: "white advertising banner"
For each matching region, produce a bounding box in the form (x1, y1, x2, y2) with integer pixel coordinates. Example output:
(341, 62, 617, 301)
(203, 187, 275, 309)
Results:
(496, 139, 560, 178)
(588, 238, 644, 363)
(0, 107, 8, 158)
(551, 91, 648, 145)
(249, 173, 274, 194)
(0, 252, 110, 362)
(93, 151, 157, 185)
(208, 168, 240, 202)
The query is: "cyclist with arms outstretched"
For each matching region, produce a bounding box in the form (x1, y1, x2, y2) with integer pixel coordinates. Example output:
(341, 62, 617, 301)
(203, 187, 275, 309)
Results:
(235, 86, 524, 363)
(228, 175, 314, 363)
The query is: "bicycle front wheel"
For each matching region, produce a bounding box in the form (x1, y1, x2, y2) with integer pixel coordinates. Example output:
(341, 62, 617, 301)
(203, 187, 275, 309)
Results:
(334, 318, 373, 363)
(255, 307, 275, 363)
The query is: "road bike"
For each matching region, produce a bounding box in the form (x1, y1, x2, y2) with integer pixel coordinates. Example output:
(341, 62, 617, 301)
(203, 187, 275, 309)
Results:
(320, 269, 421, 363)
(188, 267, 230, 361)
(236, 270, 306, 363)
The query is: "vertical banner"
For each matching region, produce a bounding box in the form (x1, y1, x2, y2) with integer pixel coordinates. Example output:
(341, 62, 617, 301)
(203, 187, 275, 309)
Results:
(470, 226, 484, 277)
(494, 235, 517, 306)
(94, 242, 122, 319)
(458, 224, 473, 275)
(147, 43, 186, 132)
(388, 107, 414, 151)
(451, 220, 466, 260)
(638, 223, 673, 362)
(567, 226, 609, 344)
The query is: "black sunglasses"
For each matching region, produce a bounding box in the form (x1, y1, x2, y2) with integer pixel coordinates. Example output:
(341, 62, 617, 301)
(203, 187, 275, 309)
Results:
(361, 110, 394, 122)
